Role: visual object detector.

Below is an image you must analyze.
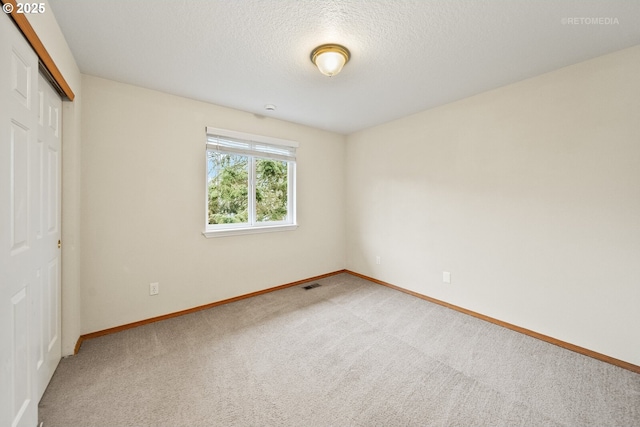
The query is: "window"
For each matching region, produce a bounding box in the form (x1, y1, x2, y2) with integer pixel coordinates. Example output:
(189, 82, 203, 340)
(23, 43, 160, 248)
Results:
(203, 127, 298, 237)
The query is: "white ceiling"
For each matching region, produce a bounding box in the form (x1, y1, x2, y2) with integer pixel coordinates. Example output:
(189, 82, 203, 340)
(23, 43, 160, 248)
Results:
(49, 0, 640, 135)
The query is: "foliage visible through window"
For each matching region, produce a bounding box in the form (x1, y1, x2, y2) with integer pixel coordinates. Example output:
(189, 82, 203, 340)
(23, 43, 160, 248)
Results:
(208, 152, 249, 224)
(256, 159, 288, 222)
(205, 128, 297, 235)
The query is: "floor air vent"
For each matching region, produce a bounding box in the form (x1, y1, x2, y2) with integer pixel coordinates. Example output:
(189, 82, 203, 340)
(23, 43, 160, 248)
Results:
(302, 283, 321, 290)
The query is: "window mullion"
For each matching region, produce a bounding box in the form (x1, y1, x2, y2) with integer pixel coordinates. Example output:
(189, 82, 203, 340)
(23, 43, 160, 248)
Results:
(248, 156, 256, 226)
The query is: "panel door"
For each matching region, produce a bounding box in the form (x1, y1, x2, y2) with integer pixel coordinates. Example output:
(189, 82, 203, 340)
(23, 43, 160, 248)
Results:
(0, 12, 44, 427)
(34, 73, 62, 400)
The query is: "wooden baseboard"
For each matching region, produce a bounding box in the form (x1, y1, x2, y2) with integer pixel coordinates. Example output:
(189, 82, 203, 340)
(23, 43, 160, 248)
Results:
(345, 270, 640, 375)
(74, 269, 347, 354)
(74, 268, 639, 374)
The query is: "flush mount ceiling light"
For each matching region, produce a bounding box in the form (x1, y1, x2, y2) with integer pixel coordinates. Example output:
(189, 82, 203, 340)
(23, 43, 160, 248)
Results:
(310, 44, 351, 77)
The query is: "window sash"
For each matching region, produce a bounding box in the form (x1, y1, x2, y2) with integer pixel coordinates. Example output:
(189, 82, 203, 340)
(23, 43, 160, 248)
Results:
(206, 151, 250, 227)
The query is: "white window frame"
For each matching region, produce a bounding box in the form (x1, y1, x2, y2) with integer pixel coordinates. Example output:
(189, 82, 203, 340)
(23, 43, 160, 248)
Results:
(203, 127, 298, 238)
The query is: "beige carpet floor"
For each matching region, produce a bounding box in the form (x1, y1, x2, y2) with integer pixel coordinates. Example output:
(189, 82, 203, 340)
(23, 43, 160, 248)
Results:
(39, 273, 640, 426)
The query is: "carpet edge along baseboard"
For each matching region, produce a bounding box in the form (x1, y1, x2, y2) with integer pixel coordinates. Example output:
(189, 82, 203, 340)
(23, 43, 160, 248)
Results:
(74, 269, 640, 375)
(345, 270, 640, 375)
(74, 270, 347, 354)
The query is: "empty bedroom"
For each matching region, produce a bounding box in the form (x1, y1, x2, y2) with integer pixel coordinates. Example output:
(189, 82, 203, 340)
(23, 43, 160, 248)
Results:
(0, 1, 639, 426)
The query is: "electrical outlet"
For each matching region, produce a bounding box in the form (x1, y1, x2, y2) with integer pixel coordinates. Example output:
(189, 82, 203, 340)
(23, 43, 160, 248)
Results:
(376, 256, 381, 265)
(442, 272, 451, 284)
(149, 282, 159, 296)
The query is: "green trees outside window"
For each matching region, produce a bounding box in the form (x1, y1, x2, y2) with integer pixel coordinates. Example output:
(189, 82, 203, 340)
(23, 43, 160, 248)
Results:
(207, 152, 288, 225)
(207, 152, 248, 224)
(256, 158, 288, 222)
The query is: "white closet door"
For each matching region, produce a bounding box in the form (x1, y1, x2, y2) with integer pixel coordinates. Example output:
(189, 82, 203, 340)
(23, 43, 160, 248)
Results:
(0, 11, 62, 427)
(35, 72, 62, 401)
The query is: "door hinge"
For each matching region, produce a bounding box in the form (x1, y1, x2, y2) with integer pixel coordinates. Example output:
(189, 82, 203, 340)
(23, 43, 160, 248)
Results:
(58, 239, 61, 249)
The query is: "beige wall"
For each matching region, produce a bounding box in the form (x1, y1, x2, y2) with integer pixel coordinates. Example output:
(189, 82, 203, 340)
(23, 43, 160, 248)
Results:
(346, 46, 640, 366)
(27, 1, 82, 356)
(80, 75, 346, 334)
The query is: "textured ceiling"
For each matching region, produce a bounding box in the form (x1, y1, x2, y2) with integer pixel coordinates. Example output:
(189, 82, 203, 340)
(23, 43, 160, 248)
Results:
(49, 0, 640, 135)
